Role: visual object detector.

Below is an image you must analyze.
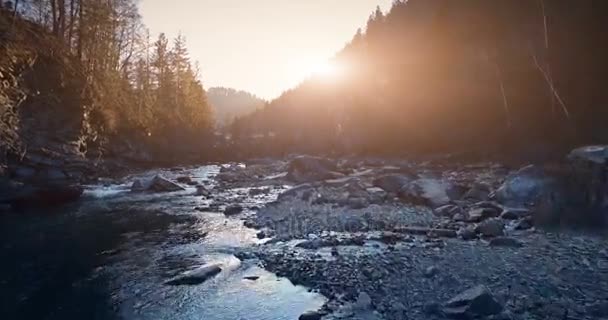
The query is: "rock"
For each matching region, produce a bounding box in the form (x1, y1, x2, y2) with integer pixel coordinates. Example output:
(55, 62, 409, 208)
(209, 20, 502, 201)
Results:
(248, 188, 267, 196)
(434, 204, 461, 217)
(429, 228, 458, 238)
(8, 183, 83, 207)
(400, 178, 452, 208)
(224, 205, 244, 216)
(568, 145, 608, 164)
(586, 301, 608, 317)
(299, 311, 323, 320)
(346, 197, 369, 209)
(13, 166, 36, 180)
(458, 226, 477, 240)
(165, 264, 222, 285)
(43, 168, 68, 181)
(424, 266, 439, 278)
(513, 217, 533, 230)
(464, 183, 491, 201)
(500, 208, 532, 220)
(243, 276, 260, 281)
(443, 285, 503, 319)
(489, 237, 523, 248)
(131, 175, 185, 193)
(176, 176, 192, 184)
(467, 207, 500, 222)
(496, 165, 556, 207)
(475, 218, 505, 237)
(373, 174, 411, 193)
(287, 156, 339, 183)
(355, 292, 373, 310)
(196, 185, 211, 197)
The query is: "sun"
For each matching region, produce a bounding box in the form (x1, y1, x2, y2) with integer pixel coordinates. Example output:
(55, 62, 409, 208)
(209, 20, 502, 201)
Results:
(288, 58, 342, 82)
(310, 61, 338, 77)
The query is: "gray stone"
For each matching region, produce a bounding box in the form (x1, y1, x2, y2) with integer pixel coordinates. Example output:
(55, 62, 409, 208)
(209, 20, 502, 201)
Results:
(165, 264, 222, 285)
(400, 178, 452, 208)
(496, 165, 556, 207)
(435, 204, 460, 217)
(287, 156, 339, 183)
(568, 145, 608, 164)
(489, 236, 524, 248)
(464, 183, 491, 201)
(131, 175, 185, 193)
(299, 311, 323, 320)
(224, 205, 244, 216)
(475, 218, 505, 237)
(13, 166, 36, 180)
(458, 226, 477, 240)
(500, 208, 532, 220)
(444, 285, 503, 318)
(424, 266, 439, 278)
(373, 174, 410, 193)
(467, 207, 500, 222)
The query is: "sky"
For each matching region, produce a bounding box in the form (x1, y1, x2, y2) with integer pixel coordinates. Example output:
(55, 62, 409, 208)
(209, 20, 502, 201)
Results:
(140, 0, 393, 100)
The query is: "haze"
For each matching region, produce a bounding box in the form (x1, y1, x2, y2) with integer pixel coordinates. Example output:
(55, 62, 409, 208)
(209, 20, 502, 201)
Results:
(140, 0, 393, 99)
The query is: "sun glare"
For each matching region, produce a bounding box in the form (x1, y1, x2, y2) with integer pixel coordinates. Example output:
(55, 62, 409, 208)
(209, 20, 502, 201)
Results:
(288, 58, 342, 83)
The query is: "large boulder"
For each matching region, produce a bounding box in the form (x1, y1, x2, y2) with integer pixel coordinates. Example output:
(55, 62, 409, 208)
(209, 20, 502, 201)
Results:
(495, 165, 557, 207)
(443, 285, 503, 319)
(131, 175, 185, 193)
(287, 156, 340, 183)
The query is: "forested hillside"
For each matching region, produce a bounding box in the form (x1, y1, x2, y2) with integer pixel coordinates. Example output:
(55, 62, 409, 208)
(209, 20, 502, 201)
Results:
(233, 0, 608, 159)
(207, 87, 265, 127)
(0, 0, 213, 176)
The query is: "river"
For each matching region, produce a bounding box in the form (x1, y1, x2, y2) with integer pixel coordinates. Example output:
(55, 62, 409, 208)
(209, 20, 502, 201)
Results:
(0, 165, 325, 320)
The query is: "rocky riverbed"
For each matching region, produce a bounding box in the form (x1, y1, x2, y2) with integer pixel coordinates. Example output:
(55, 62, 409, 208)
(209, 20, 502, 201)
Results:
(1, 149, 608, 320)
(217, 154, 608, 320)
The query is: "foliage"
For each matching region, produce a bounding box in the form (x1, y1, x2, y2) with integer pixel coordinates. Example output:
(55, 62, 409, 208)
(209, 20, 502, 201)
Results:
(233, 0, 608, 158)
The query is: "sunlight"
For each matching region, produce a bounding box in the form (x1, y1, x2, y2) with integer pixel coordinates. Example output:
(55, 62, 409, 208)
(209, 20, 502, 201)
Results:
(288, 58, 342, 82)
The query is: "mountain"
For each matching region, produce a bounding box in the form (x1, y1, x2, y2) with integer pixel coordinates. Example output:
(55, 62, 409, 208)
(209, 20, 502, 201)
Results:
(232, 0, 608, 158)
(207, 87, 266, 126)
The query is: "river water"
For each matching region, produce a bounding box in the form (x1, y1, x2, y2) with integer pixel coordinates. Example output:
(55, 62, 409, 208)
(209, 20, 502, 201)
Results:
(0, 165, 325, 320)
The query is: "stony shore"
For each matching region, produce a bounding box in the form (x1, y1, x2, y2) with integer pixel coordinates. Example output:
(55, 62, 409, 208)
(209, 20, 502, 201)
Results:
(211, 153, 608, 320)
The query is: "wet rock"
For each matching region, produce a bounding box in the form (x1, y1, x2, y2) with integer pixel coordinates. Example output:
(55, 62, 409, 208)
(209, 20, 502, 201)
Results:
(489, 237, 523, 248)
(299, 310, 323, 320)
(8, 184, 83, 207)
(224, 205, 244, 216)
(373, 174, 410, 193)
(287, 156, 339, 183)
(429, 228, 458, 238)
(165, 264, 222, 285)
(586, 300, 608, 317)
(13, 166, 37, 180)
(132, 175, 185, 192)
(443, 285, 503, 319)
(500, 208, 531, 220)
(475, 218, 505, 237)
(467, 207, 500, 223)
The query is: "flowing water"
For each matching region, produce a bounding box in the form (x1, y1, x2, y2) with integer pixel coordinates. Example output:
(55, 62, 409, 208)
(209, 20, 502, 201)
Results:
(0, 166, 325, 320)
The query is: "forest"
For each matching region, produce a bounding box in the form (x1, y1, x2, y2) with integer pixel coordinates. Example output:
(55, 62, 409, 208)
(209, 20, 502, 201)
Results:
(1, 0, 213, 169)
(232, 0, 608, 160)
